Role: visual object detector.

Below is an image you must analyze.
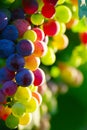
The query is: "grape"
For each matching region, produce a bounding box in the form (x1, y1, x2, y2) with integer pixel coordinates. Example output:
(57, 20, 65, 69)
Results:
(1, 106, 12, 120)
(33, 27, 45, 41)
(0, 67, 15, 83)
(50, 66, 60, 78)
(1, 25, 19, 41)
(19, 113, 32, 125)
(11, 8, 24, 20)
(0, 90, 6, 104)
(41, 47, 56, 65)
(12, 102, 26, 117)
(1, 0, 15, 4)
(16, 39, 34, 56)
(0, 11, 8, 31)
(31, 13, 44, 25)
(79, 32, 87, 45)
(6, 54, 25, 72)
(59, 22, 66, 34)
(24, 55, 40, 71)
(33, 41, 47, 57)
(15, 68, 34, 87)
(22, 0, 38, 14)
(55, 5, 72, 23)
(2, 81, 18, 96)
(25, 97, 38, 113)
(41, 3, 55, 18)
(52, 34, 69, 50)
(43, 20, 60, 36)
(13, 19, 31, 37)
(0, 39, 15, 58)
(14, 86, 32, 102)
(33, 68, 45, 86)
(58, 0, 65, 4)
(0, 9, 11, 21)
(32, 92, 42, 105)
(42, 0, 58, 6)
(23, 30, 37, 42)
(5, 114, 19, 129)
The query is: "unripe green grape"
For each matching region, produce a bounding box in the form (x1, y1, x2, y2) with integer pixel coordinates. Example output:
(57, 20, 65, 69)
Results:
(25, 97, 38, 113)
(14, 87, 32, 102)
(12, 102, 26, 117)
(5, 114, 19, 129)
(50, 66, 60, 78)
(55, 5, 72, 23)
(59, 22, 66, 34)
(1, 0, 15, 4)
(23, 30, 37, 42)
(31, 13, 44, 25)
(41, 47, 56, 65)
(58, 0, 65, 4)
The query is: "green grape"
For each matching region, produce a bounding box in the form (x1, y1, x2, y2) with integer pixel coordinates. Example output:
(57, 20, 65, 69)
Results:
(25, 97, 38, 113)
(59, 22, 66, 34)
(50, 66, 60, 78)
(58, 0, 65, 4)
(31, 13, 44, 25)
(41, 47, 56, 65)
(1, 0, 15, 4)
(55, 5, 72, 23)
(12, 102, 26, 117)
(5, 114, 19, 129)
(23, 30, 37, 42)
(14, 87, 32, 102)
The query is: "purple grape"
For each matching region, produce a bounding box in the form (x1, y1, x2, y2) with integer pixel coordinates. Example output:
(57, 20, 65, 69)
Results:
(0, 39, 16, 58)
(6, 54, 25, 72)
(2, 81, 18, 96)
(0, 67, 15, 84)
(0, 11, 8, 31)
(11, 8, 25, 20)
(15, 68, 34, 87)
(0, 90, 6, 104)
(16, 39, 34, 56)
(1, 25, 19, 41)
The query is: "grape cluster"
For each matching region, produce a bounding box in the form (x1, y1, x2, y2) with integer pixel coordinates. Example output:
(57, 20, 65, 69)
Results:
(0, 0, 85, 129)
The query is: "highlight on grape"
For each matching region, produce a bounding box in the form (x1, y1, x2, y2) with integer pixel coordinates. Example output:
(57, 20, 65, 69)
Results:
(0, 0, 86, 130)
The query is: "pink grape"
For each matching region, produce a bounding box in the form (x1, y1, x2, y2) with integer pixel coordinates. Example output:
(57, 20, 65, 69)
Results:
(33, 27, 45, 41)
(33, 68, 45, 86)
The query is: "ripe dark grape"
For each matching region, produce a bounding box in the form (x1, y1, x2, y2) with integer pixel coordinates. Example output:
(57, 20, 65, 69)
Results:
(0, 67, 15, 84)
(41, 3, 55, 18)
(0, 90, 6, 104)
(15, 68, 34, 87)
(0, 11, 8, 31)
(16, 39, 34, 56)
(22, 0, 38, 14)
(2, 81, 18, 96)
(0, 39, 15, 58)
(6, 54, 25, 71)
(1, 25, 19, 41)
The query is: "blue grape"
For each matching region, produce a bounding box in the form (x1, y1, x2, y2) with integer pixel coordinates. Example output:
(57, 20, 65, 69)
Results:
(2, 81, 18, 96)
(15, 68, 34, 87)
(1, 25, 19, 41)
(0, 67, 15, 84)
(0, 11, 8, 31)
(16, 39, 34, 56)
(0, 39, 15, 58)
(6, 54, 25, 72)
